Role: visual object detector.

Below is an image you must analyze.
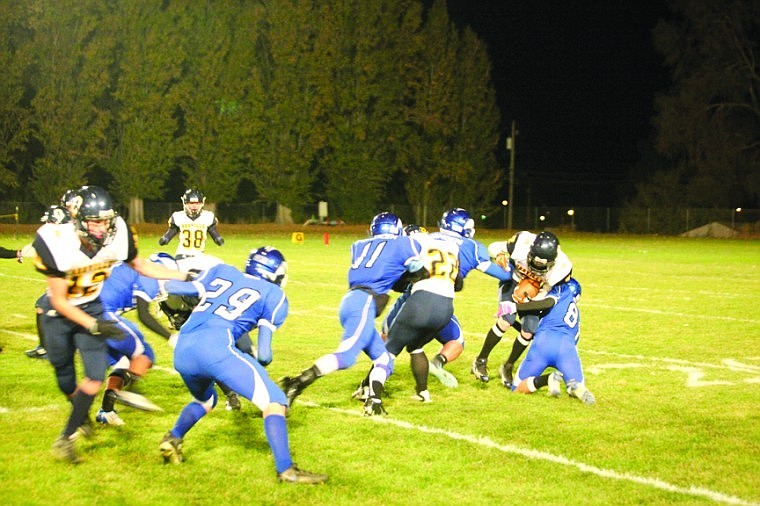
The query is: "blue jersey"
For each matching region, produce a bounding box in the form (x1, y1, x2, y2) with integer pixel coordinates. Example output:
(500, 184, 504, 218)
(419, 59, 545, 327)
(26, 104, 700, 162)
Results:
(513, 280, 585, 386)
(174, 263, 288, 342)
(100, 262, 162, 313)
(347, 235, 421, 293)
(535, 281, 580, 343)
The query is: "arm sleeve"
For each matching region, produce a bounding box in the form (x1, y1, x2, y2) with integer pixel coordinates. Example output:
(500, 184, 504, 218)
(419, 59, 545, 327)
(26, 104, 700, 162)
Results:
(164, 279, 203, 297)
(0, 247, 18, 259)
(136, 298, 172, 339)
(207, 219, 224, 246)
(159, 225, 179, 246)
(516, 297, 556, 315)
(481, 261, 513, 280)
(255, 322, 275, 366)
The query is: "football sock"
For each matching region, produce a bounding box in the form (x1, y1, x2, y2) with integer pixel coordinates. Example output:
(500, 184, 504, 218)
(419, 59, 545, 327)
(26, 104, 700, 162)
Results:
(172, 401, 207, 438)
(359, 364, 373, 389)
(101, 389, 117, 411)
(64, 390, 96, 438)
(478, 328, 503, 360)
(534, 374, 549, 390)
(35, 311, 46, 348)
(370, 380, 385, 400)
(264, 414, 293, 474)
(217, 381, 233, 396)
(432, 353, 448, 368)
(409, 351, 428, 393)
(505, 338, 528, 365)
(298, 365, 320, 388)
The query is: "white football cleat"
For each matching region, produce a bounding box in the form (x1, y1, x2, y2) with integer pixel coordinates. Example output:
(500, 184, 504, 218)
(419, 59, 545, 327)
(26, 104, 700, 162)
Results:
(547, 371, 563, 397)
(429, 361, 458, 388)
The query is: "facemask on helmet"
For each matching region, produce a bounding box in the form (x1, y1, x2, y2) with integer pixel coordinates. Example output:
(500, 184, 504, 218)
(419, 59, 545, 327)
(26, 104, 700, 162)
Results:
(245, 246, 288, 287)
(527, 231, 559, 274)
(439, 208, 475, 238)
(182, 189, 205, 218)
(369, 212, 403, 237)
(74, 186, 117, 251)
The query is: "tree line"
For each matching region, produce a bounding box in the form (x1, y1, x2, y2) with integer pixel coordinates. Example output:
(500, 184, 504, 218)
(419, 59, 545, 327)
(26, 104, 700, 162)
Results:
(0, 0, 501, 224)
(626, 0, 759, 216)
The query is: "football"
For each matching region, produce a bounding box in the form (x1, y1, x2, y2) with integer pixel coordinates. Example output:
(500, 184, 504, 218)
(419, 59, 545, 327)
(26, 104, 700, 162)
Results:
(512, 277, 541, 303)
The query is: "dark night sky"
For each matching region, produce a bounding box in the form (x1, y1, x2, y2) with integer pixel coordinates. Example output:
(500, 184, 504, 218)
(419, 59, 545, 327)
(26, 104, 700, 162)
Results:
(446, 1, 672, 207)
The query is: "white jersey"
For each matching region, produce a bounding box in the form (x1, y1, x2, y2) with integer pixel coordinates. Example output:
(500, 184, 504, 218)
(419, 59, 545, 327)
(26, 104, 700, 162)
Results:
(168, 210, 217, 256)
(33, 216, 135, 306)
(411, 233, 460, 298)
(488, 232, 572, 297)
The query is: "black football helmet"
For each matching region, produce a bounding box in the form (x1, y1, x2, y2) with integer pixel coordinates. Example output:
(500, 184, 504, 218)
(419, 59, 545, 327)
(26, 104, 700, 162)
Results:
(403, 224, 428, 236)
(528, 231, 559, 274)
(60, 189, 79, 216)
(182, 189, 205, 218)
(74, 186, 118, 251)
(40, 205, 72, 225)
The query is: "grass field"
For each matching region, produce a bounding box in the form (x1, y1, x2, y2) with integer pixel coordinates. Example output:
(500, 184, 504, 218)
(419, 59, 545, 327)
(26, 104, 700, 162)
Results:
(0, 228, 758, 506)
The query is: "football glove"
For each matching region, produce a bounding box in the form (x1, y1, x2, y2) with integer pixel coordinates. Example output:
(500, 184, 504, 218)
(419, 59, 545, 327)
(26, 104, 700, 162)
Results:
(88, 318, 124, 339)
(495, 301, 517, 318)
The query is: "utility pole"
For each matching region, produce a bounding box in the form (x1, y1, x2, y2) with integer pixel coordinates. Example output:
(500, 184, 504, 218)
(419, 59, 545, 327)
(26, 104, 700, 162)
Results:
(506, 120, 517, 231)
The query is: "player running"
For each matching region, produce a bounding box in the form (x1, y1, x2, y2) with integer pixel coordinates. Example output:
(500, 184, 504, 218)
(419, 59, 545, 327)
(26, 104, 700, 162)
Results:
(157, 246, 327, 483)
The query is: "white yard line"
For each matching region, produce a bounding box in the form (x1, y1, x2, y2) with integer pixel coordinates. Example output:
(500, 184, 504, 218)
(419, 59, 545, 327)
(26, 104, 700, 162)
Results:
(0, 333, 755, 505)
(301, 400, 759, 506)
(584, 303, 759, 324)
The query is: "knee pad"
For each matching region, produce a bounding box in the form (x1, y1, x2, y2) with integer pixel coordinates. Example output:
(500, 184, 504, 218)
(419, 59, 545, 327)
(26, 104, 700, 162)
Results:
(521, 314, 540, 335)
(55, 363, 77, 396)
(372, 352, 393, 377)
(196, 389, 218, 411)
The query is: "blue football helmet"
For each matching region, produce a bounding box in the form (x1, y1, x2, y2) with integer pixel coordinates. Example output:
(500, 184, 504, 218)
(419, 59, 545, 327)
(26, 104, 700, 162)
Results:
(565, 277, 581, 301)
(74, 186, 117, 251)
(439, 208, 475, 238)
(528, 231, 559, 273)
(182, 189, 205, 218)
(369, 212, 403, 237)
(245, 246, 288, 286)
(149, 252, 178, 271)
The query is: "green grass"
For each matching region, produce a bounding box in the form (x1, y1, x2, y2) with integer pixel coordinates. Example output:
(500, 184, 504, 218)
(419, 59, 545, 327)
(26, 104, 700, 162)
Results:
(1, 230, 758, 506)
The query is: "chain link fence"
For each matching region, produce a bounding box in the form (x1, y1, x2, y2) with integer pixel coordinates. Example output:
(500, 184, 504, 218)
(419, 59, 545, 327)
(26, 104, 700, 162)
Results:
(1, 201, 757, 236)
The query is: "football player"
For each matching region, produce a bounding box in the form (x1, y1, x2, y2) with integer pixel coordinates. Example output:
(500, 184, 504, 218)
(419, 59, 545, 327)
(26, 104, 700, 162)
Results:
(362, 214, 463, 415)
(153, 252, 266, 412)
(158, 189, 224, 263)
(95, 255, 179, 425)
(472, 230, 572, 388)
(279, 212, 424, 414)
(157, 247, 327, 483)
(505, 278, 595, 404)
(26, 189, 80, 360)
(375, 210, 512, 402)
(33, 186, 189, 463)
